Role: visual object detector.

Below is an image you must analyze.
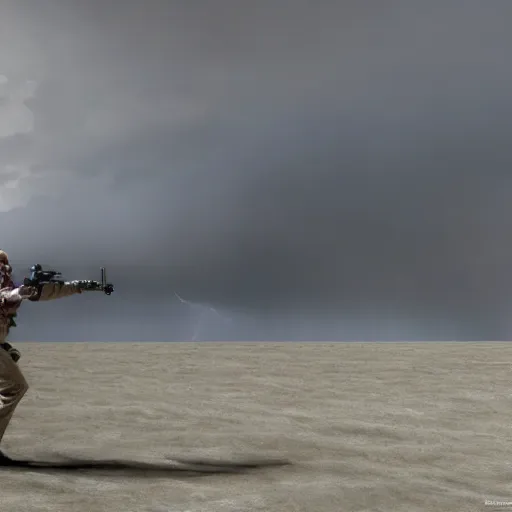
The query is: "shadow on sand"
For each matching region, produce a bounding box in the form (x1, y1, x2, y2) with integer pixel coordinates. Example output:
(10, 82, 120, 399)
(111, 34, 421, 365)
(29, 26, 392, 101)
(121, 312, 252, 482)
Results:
(0, 454, 291, 478)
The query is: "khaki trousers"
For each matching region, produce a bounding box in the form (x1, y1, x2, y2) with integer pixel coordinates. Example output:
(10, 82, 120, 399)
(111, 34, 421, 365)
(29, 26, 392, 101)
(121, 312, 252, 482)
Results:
(0, 347, 28, 443)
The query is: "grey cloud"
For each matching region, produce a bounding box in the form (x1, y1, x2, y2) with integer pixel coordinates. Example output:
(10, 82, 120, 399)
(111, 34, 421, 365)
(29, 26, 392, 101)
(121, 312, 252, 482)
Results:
(1, 1, 512, 340)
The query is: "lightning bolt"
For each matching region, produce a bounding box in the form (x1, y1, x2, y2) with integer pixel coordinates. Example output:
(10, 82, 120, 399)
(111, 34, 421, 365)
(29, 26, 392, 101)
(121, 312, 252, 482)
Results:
(174, 292, 231, 341)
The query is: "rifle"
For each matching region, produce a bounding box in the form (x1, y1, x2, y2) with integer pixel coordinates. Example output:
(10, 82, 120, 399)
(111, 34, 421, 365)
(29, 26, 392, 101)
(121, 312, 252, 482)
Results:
(0, 266, 114, 362)
(23, 264, 114, 295)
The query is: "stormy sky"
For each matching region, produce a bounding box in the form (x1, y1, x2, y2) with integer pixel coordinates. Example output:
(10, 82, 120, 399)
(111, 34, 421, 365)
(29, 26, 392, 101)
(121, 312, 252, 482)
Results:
(1, 0, 512, 341)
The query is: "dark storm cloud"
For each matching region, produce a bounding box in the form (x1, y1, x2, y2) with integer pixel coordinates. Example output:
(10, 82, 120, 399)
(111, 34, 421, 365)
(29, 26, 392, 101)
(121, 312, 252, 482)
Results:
(1, 1, 512, 340)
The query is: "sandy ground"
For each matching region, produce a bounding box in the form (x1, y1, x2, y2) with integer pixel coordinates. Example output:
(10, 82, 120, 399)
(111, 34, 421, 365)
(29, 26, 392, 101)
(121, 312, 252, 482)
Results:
(0, 342, 511, 512)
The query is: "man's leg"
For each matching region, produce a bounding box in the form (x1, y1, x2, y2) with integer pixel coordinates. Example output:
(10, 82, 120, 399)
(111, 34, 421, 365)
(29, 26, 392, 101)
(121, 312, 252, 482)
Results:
(0, 347, 29, 455)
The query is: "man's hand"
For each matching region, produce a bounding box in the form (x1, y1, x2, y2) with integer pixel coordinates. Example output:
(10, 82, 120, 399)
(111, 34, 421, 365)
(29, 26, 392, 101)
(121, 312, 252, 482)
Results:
(18, 285, 39, 300)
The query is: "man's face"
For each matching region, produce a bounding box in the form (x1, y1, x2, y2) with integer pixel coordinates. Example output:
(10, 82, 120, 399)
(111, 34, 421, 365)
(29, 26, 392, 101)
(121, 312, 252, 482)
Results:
(0, 254, 13, 288)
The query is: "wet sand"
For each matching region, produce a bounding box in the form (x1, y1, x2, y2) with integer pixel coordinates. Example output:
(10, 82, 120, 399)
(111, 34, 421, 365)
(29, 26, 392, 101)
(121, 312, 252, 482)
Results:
(2, 342, 511, 512)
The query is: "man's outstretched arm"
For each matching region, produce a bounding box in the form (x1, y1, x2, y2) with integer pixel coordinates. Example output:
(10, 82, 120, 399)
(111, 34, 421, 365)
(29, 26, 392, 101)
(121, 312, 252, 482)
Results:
(32, 280, 105, 301)
(34, 281, 83, 301)
(0, 279, 103, 304)
(0, 282, 82, 303)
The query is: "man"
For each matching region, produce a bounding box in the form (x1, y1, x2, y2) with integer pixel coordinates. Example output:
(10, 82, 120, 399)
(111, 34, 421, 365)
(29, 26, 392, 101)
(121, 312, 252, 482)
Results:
(0, 250, 104, 464)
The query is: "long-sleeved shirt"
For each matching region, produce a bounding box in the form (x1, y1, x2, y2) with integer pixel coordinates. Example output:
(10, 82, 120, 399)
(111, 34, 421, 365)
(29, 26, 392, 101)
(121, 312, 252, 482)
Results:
(0, 282, 82, 342)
